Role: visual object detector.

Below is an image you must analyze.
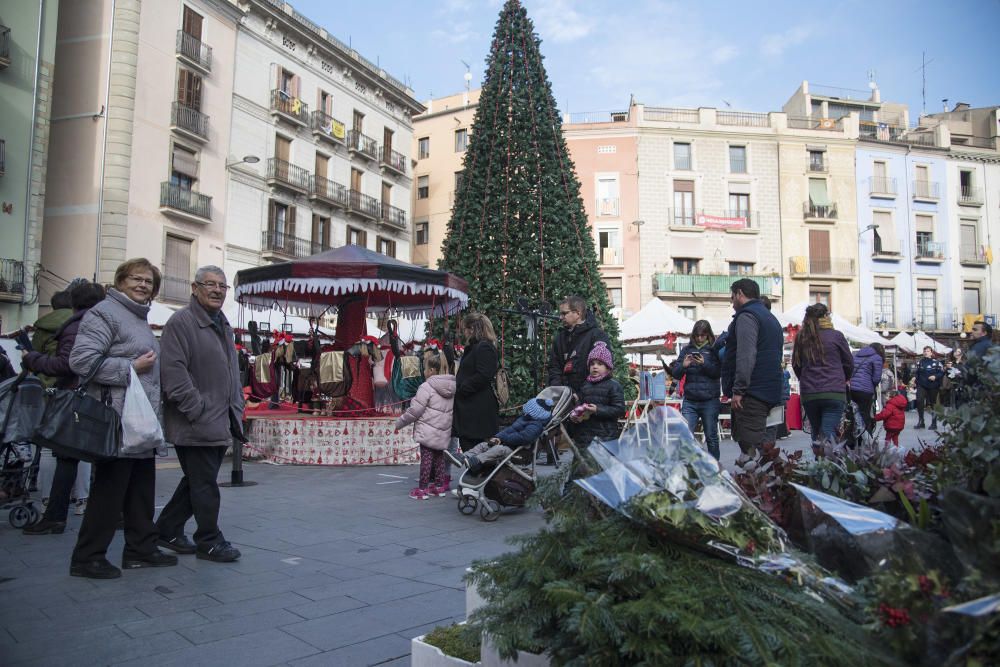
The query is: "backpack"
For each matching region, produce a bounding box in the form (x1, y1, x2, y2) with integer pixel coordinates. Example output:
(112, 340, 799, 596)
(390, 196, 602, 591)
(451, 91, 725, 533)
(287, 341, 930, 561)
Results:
(493, 366, 510, 406)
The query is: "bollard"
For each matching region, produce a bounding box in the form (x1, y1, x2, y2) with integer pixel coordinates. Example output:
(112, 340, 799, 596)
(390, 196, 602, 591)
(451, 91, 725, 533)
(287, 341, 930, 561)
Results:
(219, 440, 258, 487)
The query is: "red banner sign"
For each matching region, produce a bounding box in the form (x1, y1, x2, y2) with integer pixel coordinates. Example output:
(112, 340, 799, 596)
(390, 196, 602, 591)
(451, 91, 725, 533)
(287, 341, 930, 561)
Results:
(697, 213, 747, 230)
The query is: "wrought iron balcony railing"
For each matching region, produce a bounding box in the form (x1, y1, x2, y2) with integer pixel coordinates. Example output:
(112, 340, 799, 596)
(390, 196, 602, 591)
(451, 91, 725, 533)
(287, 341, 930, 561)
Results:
(600, 247, 624, 265)
(788, 256, 855, 278)
(912, 180, 939, 200)
(787, 116, 842, 131)
(309, 176, 348, 207)
(596, 197, 620, 217)
(381, 147, 407, 175)
(871, 238, 902, 257)
(914, 240, 946, 260)
(959, 186, 984, 206)
(267, 158, 310, 192)
(716, 111, 769, 127)
(261, 230, 327, 258)
(311, 110, 346, 143)
(347, 130, 380, 161)
(380, 203, 407, 229)
(176, 30, 211, 71)
(808, 160, 828, 173)
(270, 89, 309, 125)
(171, 101, 209, 140)
(159, 182, 211, 220)
(0, 258, 25, 302)
(960, 244, 987, 264)
(869, 176, 896, 196)
(654, 273, 773, 296)
(0, 26, 10, 68)
(803, 201, 838, 220)
(349, 189, 381, 219)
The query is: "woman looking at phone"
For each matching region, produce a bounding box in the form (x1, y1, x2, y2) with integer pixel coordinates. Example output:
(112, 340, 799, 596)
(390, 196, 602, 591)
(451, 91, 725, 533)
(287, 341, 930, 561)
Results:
(669, 320, 722, 459)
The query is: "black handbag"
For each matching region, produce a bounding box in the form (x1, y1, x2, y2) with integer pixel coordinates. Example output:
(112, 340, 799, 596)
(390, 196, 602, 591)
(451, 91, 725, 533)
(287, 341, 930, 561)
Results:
(33, 357, 122, 462)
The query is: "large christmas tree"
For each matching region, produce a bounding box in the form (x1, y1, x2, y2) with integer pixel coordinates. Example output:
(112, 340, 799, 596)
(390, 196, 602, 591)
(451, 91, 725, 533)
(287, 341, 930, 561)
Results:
(439, 0, 629, 403)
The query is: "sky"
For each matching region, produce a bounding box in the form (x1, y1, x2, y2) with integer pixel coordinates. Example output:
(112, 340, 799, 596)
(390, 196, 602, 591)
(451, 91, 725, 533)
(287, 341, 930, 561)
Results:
(290, 0, 1000, 120)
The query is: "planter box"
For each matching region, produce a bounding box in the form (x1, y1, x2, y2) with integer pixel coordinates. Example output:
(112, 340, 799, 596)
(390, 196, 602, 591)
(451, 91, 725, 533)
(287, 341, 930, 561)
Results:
(411, 634, 481, 667)
(481, 635, 550, 667)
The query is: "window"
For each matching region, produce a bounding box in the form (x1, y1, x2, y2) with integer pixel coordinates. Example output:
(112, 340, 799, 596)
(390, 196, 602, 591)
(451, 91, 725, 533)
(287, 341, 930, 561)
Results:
(729, 193, 750, 217)
(170, 143, 198, 189)
(960, 169, 973, 190)
(809, 285, 831, 308)
(678, 305, 696, 320)
(596, 176, 619, 216)
(872, 210, 897, 254)
(728, 262, 754, 276)
(673, 258, 699, 275)
(807, 178, 830, 215)
(181, 6, 203, 40)
(350, 167, 362, 192)
(604, 277, 623, 309)
(417, 175, 429, 199)
(917, 288, 937, 328)
(383, 127, 394, 155)
(961, 222, 980, 261)
(311, 214, 330, 251)
(963, 282, 981, 315)
(267, 200, 294, 240)
(673, 179, 695, 226)
(808, 150, 826, 172)
(418, 137, 430, 159)
(874, 287, 894, 325)
(916, 231, 934, 256)
(454, 128, 468, 152)
(347, 226, 366, 247)
(454, 171, 464, 192)
(416, 222, 428, 245)
(318, 90, 333, 115)
(729, 145, 747, 173)
(673, 142, 691, 170)
(176, 68, 203, 110)
(376, 236, 396, 257)
(873, 160, 887, 180)
(163, 235, 193, 301)
(352, 110, 364, 133)
(598, 228, 622, 265)
(808, 229, 831, 273)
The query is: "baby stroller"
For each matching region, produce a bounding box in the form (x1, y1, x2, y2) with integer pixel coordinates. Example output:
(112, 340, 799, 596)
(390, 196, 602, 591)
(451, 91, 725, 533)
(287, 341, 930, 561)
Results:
(1, 442, 43, 528)
(454, 386, 576, 521)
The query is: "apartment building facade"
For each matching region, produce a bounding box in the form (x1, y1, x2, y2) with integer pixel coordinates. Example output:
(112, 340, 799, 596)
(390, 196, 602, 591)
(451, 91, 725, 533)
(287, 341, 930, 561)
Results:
(224, 0, 423, 284)
(41, 0, 242, 306)
(0, 0, 59, 330)
(410, 89, 480, 269)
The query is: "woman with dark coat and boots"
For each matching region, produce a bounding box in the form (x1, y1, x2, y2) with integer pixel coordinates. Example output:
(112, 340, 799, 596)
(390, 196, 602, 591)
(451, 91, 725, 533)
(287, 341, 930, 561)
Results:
(453, 312, 500, 452)
(669, 320, 722, 459)
(849, 343, 885, 433)
(569, 342, 626, 444)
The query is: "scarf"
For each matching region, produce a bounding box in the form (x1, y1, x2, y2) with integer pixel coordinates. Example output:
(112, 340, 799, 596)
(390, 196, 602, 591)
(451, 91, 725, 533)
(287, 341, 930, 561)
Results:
(818, 316, 834, 330)
(587, 370, 610, 384)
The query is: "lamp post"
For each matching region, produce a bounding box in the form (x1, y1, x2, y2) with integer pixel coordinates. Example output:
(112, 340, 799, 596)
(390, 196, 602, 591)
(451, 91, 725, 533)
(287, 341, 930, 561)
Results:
(225, 154, 260, 169)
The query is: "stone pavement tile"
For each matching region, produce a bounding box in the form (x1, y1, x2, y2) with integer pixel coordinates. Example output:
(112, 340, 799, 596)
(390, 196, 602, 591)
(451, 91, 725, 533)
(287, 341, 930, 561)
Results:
(281, 597, 455, 652)
(135, 593, 222, 617)
(283, 594, 368, 621)
(378, 657, 409, 666)
(287, 633, 412, 666)
(0, 606, 46, 627)
(388, 533, 465, 552)
(1, 625, 126, 664)
(366, 555, 459, 579)
(161, 569, 292, 598)
(9, 601, 149, 640)
(292, 543, 408, 568)
(319, 573, 443, 606)
(118, 610, 209, 639)
(10, 629, 191, 667)
(349, 525, 452, 548)
(63, 572, 185, 603)
(314, 563, 377, 582)
(115, 628, 320, 667)
(197, 591, 312, 622)
(177, 608, 303, 645)
(407, 567, 469, 588)
(205, 573, 340, 604)
(393, 587, 467, 619)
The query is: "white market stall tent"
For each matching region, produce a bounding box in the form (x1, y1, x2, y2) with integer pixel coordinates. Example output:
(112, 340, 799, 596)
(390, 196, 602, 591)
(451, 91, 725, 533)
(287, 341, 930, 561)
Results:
(777, 302, 893, 346)
(620, 298, 696, 343)
(889, 331, 952, 355)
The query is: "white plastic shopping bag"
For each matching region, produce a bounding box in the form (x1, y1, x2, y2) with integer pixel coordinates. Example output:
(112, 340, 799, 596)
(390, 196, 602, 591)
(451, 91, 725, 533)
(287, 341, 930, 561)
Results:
(121, 367, 165, 455)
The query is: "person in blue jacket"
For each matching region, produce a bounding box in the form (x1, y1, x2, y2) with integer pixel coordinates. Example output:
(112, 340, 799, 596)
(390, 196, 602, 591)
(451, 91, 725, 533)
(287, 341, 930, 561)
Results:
(915, 346, 944, 430)
(669, 320, 722, 459)
(450, 398, 553, 475)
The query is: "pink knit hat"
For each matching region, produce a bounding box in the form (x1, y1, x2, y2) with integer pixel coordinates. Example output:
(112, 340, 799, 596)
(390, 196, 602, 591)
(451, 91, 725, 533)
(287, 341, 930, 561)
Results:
(587, 341, 614, 371)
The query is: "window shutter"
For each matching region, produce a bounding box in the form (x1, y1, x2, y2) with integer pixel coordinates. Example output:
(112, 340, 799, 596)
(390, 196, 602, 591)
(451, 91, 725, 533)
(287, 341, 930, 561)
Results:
(182, 7, 203, 41)
(873, 276, 895, 289)
(673, 179, 695, 193)
(292, 74, 300, 99)
(288, 206, 296, 238)
(312, 214, 320, 243)
(171, 144, 198, 177)
(267, 200, 276, 233)
(873, 211, 897, 246)
(915, 215, 934, 233)
(917, 278, 936, 290)
(177, 70, 188, 105)
(190, 73, 202, 110)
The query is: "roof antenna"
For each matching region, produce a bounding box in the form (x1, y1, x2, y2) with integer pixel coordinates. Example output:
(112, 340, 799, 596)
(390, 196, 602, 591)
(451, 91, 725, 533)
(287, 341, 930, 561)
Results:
(461, 59, 472, 107)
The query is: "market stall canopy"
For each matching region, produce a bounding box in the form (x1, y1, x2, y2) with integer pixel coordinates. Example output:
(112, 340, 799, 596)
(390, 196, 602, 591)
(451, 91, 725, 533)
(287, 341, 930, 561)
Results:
(234, 245, 469, 319)
(890, 331, 952, 355)
(621, 298, 695, 343)
(778, 302, 892, 346)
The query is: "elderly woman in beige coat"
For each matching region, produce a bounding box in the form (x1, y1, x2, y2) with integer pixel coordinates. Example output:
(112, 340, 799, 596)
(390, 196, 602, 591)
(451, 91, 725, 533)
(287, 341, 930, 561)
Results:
(395, 351, 456, 499)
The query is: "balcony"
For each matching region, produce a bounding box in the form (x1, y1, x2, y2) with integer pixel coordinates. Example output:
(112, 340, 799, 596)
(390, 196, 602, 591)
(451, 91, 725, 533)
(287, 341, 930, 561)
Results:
(911, 180, 939, 201)
(380, 203, 407, 230)
(788, 256, 855, 280)
(175, 30, 211, 73)
(599, 247, 624, 266)
(266, 158, 310, 194)
(960, 244, 988, 266)
(643, 107, 699, 123)
(348, 189, 381, 221)
(787, 116, 842, 131)
(310, 111, 346, 147)
(309, 176, 348, 208)
(161, 276, 191, 303)
(907, 314, 958, 332)
(958, 186, 984, 206)
(865, 313, 897, 331)
(170, 101, 209, 142)
(347, 130, 379, 162)
(159, 182, 211, 223)
(914, 241, 946, 263)
(716, 111, 769, 127)
(871, 238, 903, 260)
(261, 230, 327, 260)
(808, 160, 828, 173)
(860, 123, 938, 147)
(868, 176, 896, 198)
(803, 201, 837, 222)
(718, 210, 759, 231)
(0, 258, 25, 303)
(0, 26, 9, 69)
(270, 89, 309, 127)
(653, 273, 774, 297)
(596, 197, 620, 217)
(380, 147, 407, 176)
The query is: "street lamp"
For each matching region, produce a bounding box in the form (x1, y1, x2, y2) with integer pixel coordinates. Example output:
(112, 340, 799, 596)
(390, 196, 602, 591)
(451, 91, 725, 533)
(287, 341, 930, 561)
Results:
(858, 223, 878, 238)
(226, 155, 260, 169)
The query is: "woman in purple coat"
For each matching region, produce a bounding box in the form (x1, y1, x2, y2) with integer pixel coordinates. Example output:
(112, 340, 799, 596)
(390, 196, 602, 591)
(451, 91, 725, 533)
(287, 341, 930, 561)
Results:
(792, 303, 853, 455)
(849, 343, 885, 433)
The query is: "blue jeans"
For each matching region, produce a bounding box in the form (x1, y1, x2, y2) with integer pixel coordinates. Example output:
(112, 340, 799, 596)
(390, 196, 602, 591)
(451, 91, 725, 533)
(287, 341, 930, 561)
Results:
(803, 398, 845, 445)
(681, 398, 721, 460)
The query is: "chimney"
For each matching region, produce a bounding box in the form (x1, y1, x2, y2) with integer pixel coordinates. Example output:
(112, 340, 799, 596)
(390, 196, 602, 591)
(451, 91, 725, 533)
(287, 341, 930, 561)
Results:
(953, 102, 971, 112)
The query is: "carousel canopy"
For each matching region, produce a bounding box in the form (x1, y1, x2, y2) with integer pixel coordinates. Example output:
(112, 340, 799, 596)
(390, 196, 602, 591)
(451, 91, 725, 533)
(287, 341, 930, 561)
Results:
(234, 245, 469, 318)
(621, 298, 696, 343)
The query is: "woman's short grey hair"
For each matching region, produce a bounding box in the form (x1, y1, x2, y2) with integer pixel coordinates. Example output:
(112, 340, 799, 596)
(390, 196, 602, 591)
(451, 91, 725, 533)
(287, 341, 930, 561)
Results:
(194, 265, 227, 283)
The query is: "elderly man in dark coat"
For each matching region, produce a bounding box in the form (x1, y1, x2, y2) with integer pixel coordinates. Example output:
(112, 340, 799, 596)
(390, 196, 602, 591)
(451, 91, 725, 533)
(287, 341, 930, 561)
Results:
(155, 266, 244, 563)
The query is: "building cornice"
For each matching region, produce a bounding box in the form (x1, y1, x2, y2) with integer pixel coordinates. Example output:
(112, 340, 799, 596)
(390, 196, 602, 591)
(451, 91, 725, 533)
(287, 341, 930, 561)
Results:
(414, 103, 480, 123)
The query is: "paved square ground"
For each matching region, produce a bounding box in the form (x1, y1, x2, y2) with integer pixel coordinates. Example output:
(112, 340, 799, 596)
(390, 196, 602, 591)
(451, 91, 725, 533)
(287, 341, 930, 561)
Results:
(0, 409, 935, 666)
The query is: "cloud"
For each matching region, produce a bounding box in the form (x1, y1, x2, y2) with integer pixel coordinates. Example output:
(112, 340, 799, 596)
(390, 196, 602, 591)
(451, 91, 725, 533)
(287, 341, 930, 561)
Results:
(760, 25, 812, 57)
(532, 0, 595, 43)
(431, 21, 479, 44)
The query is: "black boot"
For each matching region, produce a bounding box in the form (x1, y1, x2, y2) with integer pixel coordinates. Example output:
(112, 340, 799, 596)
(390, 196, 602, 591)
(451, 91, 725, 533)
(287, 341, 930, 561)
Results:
(23, 519, 66, 535)
(70, 559, 122, 579)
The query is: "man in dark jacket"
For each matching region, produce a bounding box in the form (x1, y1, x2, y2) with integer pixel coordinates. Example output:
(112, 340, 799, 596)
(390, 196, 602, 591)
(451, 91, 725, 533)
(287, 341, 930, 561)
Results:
(721, 279, 783, 462)
(29, 290, 74, 388)
(156, 266, 244, 563)
(547, 295, 610, 393)
(969, 321, 994, 359)
(915, 346, 944, 430)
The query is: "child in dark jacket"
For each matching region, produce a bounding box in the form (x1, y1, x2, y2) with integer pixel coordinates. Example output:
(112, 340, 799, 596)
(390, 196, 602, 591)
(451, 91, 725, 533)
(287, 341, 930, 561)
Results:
(451, 397, 554, 475)
(569, 342, 626, 444)
(875, 387, 908, 446)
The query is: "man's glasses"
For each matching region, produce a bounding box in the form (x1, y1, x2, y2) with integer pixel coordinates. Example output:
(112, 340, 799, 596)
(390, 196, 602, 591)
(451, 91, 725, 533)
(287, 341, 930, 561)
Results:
(128, 275, 154, 286)
(196, 281, 230, 291)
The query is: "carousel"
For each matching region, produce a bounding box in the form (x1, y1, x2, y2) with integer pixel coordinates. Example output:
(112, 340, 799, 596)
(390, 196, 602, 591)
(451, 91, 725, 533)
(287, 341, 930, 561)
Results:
(233, 245, 468, 466)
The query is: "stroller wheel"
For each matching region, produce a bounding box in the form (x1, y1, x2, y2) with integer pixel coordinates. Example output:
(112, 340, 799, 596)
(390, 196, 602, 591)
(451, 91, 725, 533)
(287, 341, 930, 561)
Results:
(458, 494, 478, 515)
(480, 499, 501, 522)
(27, 504, 40, 526)
(9, 505, 32, 529)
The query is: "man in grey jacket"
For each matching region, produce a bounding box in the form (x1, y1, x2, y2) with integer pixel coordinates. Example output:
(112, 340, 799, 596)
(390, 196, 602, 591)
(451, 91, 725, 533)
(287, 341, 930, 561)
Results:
(156, 266, 244, 562)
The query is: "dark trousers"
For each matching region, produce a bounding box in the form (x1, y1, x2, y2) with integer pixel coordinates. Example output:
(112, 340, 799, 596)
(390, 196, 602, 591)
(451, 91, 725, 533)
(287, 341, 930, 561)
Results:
(72, 458, 157, 564)
(457, 436, 483, 453)
(850, 390, 876, 433)
(917, 386, 938, 425)
(803, 398, 846, 445)
(156, 446, 227, 548)
(44, 455, 80, 523)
